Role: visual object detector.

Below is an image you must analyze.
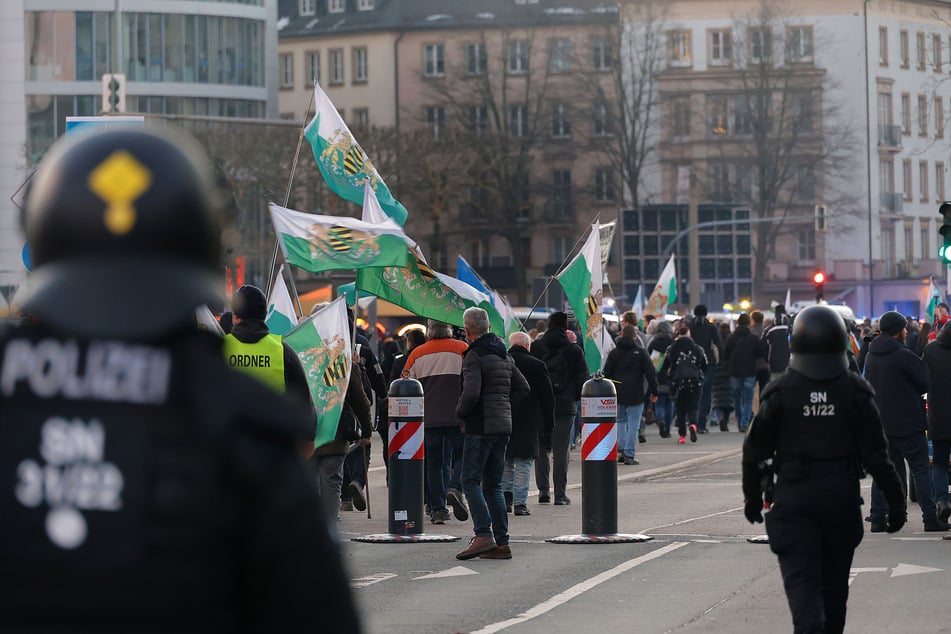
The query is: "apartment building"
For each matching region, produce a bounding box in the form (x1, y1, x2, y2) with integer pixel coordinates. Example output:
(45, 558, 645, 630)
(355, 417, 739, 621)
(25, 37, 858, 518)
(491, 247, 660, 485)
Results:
(624, 0, 951, 317)
(277, 0, 622, 306)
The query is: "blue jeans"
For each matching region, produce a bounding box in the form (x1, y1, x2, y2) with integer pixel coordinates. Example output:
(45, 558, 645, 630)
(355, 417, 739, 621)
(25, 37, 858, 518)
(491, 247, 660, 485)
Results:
(655, 394, 673, 436)
(502, 457, 533, 506)
(871, 432, 937, 521)
(340, 444, 368, 501)
(617, 403, 645, 458)
(462, 434, 509, 545)
(730, 376, 756, 431)
(698, 364, 716, 430)
(932, 438, 950, 506)
(425, 426, 464, 513)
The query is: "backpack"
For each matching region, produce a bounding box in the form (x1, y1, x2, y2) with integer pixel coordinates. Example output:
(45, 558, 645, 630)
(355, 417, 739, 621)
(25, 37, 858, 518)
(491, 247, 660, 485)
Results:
(543, 347, 570, 393)
(671, 348, 703, 389)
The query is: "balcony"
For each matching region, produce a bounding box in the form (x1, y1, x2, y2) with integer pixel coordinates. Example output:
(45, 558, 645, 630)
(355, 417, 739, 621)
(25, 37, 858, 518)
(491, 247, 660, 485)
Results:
(880, 192, 903, 213)
(878, 124, 902, 150)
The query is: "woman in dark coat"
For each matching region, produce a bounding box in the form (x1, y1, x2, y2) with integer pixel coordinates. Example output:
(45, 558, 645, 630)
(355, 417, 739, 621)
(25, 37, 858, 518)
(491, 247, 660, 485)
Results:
(648, 320, 675, 438)
(922, 325, 951, 521)
(711, 321, 734, 431)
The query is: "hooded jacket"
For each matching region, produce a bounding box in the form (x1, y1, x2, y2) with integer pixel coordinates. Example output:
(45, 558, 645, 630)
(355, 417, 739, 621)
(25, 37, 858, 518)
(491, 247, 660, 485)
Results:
(530, 327, 589, 415)
(723, 325, 765, 377)
(864, 333, 930, 436)
(922, 325, 951, 439)
(229, 318, 313, 417)
(603, 336, 658, 405)
(457, 334, 530, 435)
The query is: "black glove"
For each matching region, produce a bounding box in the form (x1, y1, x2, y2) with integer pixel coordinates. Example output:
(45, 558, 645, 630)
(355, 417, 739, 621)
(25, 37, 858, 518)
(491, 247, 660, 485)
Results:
(744, 500, 764, 524)
(887, 509, 906, 533)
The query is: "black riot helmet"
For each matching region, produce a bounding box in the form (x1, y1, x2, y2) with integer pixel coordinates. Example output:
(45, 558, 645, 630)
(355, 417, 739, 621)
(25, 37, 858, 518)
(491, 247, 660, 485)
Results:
(788, 304, 849, 380)
(19, 127, 224, 338)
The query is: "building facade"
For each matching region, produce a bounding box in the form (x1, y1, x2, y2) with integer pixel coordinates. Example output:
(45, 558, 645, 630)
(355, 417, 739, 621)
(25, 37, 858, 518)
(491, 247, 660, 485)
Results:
(0, 0, 279, 303)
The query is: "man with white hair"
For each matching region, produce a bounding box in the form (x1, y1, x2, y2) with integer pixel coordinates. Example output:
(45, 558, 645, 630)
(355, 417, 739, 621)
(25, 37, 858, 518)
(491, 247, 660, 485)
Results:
(504, 332, 555, 515)
(455, 308, 530, 560)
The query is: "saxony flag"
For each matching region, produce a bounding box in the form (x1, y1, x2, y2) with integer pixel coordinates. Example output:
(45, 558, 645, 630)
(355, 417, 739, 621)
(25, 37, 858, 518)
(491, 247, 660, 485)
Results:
(265, 265, 299, 336)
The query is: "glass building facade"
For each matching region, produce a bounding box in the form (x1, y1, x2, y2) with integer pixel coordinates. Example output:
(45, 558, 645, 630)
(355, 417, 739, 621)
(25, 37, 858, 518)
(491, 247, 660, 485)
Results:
(23, 1, 275, 164)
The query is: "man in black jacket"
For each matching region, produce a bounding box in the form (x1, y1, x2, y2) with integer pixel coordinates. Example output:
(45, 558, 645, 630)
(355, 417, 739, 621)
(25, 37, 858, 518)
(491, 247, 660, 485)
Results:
(531, 311, 589, 505)
(923, 324, 951, 525)
(506, 332, 555, 515)
(687, 305, 721, 434)
(763, 305, 791, 382)
(604, 325, 658, 463)
(0, 128, 358, 632)
(723, 313, 766, 432)
(865, 311, 949, 532)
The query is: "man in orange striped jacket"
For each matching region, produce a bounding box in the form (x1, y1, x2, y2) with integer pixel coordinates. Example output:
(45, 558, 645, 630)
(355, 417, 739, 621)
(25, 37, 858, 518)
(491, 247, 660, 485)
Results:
(405, 320, 470, 525)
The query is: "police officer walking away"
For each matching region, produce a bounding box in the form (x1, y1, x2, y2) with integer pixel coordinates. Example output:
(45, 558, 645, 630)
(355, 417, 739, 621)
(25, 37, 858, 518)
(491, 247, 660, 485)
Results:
(0, 128, 359, 632)
(742, 305, 906, 634)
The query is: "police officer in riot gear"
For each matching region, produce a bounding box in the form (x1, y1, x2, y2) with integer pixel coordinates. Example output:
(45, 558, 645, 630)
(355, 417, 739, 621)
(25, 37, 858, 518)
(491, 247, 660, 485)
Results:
(0, 128, 359, 632)
(742, 304, 905, 634)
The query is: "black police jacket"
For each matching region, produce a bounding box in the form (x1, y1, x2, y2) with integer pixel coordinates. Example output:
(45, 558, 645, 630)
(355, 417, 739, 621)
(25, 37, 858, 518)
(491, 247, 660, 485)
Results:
(0, 323, 359, 633)
(741, 368, 904, 511)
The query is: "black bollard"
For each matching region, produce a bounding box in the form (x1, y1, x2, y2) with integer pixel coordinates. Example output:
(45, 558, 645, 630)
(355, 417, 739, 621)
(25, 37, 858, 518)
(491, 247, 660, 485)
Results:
(385, 377, 425, 536)
(580, 376, 618, 536)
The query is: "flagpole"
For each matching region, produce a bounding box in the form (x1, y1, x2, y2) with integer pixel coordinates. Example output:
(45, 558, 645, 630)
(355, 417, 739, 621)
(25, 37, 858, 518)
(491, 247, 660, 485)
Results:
(266, 86, 317, 298)
(520, 221, 596, 330)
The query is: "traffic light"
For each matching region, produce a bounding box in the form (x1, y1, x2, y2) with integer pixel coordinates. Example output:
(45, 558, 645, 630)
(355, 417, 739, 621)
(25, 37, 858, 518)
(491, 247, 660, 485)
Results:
(814, 204, 827, 232)
(939, 201, 951, 263)
(100, 73, 126, 114)
(812, 271, 825, 303)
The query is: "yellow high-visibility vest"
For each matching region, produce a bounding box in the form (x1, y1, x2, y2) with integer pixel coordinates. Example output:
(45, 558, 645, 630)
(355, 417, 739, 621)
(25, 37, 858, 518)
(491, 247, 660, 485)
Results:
(223, 333, 286, 393)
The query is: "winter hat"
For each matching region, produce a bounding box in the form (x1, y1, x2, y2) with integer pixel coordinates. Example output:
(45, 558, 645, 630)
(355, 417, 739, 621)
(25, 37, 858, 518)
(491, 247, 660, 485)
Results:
(879, 311, 906, 336)
(232, 285, 267, 320)
(549, 311, 569, 330)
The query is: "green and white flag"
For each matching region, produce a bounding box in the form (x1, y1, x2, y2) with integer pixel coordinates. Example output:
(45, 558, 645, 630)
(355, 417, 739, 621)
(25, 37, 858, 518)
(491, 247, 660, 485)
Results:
(556, 224, 615, 373)
(269, 202, 412, 273)
(356, 247, 506, 335)
(265, 265, 299, 336)
(304, 83, 408, 226)
(926, 276, 943, 323)
(645, 254, 677, 317)
(284, 296, 352, 448)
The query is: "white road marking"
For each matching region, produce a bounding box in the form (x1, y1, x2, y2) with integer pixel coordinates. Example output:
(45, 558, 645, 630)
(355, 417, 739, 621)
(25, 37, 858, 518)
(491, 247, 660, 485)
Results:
(469, 542, 688, 634)
(414, 566, 478, 580)
(350, 572, 397, 588)
(891, 563, 943, 577)
(639, 506, 745, 533)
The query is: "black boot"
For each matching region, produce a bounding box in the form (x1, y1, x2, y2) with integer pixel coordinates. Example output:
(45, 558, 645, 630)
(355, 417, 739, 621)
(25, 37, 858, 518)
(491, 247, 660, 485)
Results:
(504, 491, 513, 513)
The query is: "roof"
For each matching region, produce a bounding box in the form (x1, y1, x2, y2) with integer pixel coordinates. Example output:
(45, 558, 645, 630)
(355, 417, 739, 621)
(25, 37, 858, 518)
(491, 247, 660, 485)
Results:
(277, 0, 619, 39)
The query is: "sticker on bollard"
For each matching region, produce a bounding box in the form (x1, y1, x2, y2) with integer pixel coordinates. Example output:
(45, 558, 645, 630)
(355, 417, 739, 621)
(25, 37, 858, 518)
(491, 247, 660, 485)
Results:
(388, 396, 424, 418)
(581, 422, 617, 461)
(388, 420, 423, 460)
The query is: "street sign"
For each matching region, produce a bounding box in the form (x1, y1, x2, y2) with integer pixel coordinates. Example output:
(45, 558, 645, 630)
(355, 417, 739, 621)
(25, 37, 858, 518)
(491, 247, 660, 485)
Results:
(65, 115, 144, 136)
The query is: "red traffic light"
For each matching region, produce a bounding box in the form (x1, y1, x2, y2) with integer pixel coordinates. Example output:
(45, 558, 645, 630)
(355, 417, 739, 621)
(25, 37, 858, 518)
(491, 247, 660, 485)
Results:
(812, 271, 825, 285)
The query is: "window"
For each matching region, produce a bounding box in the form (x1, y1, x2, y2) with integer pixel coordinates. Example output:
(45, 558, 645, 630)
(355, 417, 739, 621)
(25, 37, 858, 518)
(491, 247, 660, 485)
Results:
(668, 30, 691, 67)
(300, 0, 316, 16)
(352, 47, 368, 83)
(305, 50, 320, 85)
(900, 30, 909, 67)
(329, 48, 344, 84)
(877, 91, 893, 126)
(509, 104, 528, 137)
(549, 39, 571, 73)
(879, 27, 888, 65)
(279, 53, 293, 88)
(750, 27, 772, 63)
(787, 26, 813, 62)
(508, 40, 530, 73)
(424, 44, 445, 77)
(593, 101, 613, 136)
(734, 96, 751, 135)
(357, 0, 374, 10)
(466, 42, 486, 75)
(552, 237, 572, 264)
(937, 162, 946, 200)
(709, 30, 732, 65)
(901, 93, 911, 134)
(595, 168, 615, 202)
(936, 97, 945, 138)
(352, 108, 369, 129)
(467, 105, 487, 134)
(796, 164, 815, 202)
(671, 97, 690, 137)
(920, 160, 929, 201)
(793, 92, 814, 132)
(426, 106, 445, 140)
(328, 0, 344, 13)
(512, 173, 531, 219)
(798, 230, 816, 260)
(934, 33, 943, 71)
(735, 163, 753, 201)
(552, 170, 573, 217)
(551, 103, 571, 137)
(708, 94, 728, 135)
(709, 162, 730, 201)
(922, 225, 931, 260)
(917, 32, 926, 69)
(903, 159, 913, 201)
(592, 36, 612, 71)
(918, 94, 928, 136)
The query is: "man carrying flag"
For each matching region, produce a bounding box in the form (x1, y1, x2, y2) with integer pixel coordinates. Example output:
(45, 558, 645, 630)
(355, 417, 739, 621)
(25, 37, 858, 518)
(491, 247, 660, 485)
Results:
(926, 276, 948, 342)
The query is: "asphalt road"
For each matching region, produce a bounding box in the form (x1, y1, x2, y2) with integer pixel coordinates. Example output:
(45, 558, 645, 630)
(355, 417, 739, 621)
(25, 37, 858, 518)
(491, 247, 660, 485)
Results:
(336, 430, 951, 634)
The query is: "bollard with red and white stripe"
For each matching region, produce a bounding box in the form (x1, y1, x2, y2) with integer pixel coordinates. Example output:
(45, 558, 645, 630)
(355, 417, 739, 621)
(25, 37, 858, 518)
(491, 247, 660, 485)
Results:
(548, 374, 652, 545)
(353, 377, 458, 544)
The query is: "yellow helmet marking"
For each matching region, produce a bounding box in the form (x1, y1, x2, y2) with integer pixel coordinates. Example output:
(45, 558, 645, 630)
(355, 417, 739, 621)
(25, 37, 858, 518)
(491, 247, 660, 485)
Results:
(87, 150, 152, 235)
